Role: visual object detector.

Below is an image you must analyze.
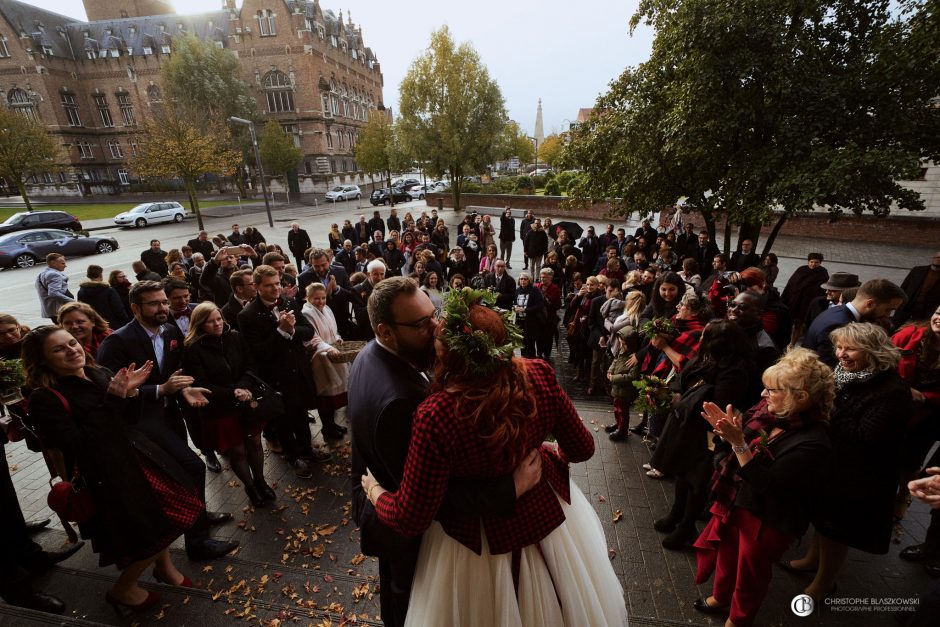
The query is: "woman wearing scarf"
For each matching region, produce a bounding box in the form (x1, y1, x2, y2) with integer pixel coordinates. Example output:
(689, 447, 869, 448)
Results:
(301, 283, 349, 441)
(693, 348, 833, 626)
(784, 323, 911, 601)
(58, 302, 112, 360)
(630, 290, 710, 445)
(328, 224, 343, 251)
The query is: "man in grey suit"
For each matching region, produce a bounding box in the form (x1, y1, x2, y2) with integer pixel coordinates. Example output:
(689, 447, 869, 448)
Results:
(35, 253, 74, 323)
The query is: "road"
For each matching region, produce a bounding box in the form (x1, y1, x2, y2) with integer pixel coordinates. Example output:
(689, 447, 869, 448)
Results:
(0, 196, 430, 329)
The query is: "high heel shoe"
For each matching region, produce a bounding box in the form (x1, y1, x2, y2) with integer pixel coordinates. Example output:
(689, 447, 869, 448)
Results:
(153, 569, 196, 588)
(105, 590, 162, 614)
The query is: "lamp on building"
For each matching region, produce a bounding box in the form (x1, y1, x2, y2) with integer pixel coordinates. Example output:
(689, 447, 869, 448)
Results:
(228, 116, 273, 227)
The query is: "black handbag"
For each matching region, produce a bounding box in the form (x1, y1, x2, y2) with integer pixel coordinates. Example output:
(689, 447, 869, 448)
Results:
(237, 372, 285, 424)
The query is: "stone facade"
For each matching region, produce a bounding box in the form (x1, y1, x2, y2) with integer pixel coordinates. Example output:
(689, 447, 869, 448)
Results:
(0, 0, 384, 196)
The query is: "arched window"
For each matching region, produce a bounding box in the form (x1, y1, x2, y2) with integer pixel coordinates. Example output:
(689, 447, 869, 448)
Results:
(147, 84, 162, 103)
(7, 88, 37, 121)
(262, 71, 293, 113)
(257, 10, 276, 36)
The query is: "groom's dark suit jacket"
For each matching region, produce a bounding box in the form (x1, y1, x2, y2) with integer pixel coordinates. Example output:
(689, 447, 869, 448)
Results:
(349, 340, 516, 627)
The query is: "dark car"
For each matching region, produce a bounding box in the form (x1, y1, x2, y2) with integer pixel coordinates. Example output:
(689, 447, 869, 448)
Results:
(0, 210, 82, 235)
(370, 187, 412, 206)
(0, 229, 119, 269)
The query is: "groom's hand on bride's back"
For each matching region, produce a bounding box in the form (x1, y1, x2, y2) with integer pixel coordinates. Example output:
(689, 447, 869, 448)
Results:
(513, 449, 543, 498)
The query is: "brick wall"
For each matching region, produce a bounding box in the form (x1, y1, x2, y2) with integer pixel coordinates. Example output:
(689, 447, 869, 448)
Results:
(426, 192, 940, 247)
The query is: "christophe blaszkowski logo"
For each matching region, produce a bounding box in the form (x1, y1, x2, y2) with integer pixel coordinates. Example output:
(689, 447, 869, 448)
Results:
(791, 594, 815, 617)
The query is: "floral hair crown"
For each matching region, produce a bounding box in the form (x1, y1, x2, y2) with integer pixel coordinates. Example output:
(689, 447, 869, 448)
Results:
(440, 287, 523, 376)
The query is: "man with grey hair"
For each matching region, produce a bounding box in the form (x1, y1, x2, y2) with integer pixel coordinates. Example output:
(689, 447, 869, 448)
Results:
(287, 222, 312, 270)
(351, 260, 387, 340)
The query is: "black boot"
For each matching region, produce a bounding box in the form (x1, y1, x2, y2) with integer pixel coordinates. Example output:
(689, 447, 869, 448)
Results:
(609, 429, 629, 441)
(661, 524, 697, 550)
(244, 484, 265, 508)
(254, 478, 277, 501)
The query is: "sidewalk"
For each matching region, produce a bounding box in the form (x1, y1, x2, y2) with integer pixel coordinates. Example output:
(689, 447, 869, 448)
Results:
(3, 341, 935, 626)
(2, 202, 935, 625)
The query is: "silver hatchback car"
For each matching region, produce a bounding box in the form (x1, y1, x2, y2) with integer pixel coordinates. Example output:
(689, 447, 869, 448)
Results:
(113, 201, 186, 228)
(324, 185, 362, 202)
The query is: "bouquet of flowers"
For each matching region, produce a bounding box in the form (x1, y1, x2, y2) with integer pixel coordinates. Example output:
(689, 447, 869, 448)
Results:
(0, 358, 25, 405)
(640, 317, 677, 341)
(632, 375, 673, 414)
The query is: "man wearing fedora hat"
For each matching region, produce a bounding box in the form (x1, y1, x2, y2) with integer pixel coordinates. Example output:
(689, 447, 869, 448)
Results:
(805, 272, 862, 328)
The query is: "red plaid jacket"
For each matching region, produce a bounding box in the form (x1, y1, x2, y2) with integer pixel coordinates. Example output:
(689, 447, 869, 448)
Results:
(374, 359, 594, 555)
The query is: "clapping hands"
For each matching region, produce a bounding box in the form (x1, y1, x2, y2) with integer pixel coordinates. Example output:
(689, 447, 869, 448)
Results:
(107, 361, 154, 398)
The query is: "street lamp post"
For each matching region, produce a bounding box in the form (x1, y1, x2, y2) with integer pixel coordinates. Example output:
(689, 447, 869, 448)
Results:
(527, 136, 539, 174)
(229, 116, 274, 228)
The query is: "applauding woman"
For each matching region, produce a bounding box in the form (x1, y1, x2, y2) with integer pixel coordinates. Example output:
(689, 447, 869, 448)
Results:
(23, 327, 200, 614)
(183, 302, 275, 507)
(361, 289, 626, 626)
(692, 348, 833, 625)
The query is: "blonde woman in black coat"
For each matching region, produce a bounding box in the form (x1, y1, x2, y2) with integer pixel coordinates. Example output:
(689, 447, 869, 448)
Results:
(184, 302, 274, 508)
(784, 322, 911, 601)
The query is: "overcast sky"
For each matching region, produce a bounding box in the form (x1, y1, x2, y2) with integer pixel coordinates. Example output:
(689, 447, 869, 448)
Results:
(22, 0, 654, 135)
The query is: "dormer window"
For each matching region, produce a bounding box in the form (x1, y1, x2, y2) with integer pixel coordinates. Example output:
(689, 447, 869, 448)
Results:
(161, 43, 171, 54)
(129, 26, 136, 35)
(41, 44, 52, 55)
(330, 34, 337, 47)
(143, 45, 152, 55)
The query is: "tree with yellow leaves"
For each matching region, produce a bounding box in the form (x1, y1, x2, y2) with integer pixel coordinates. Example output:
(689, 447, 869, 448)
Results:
(132, 106, 240, 230)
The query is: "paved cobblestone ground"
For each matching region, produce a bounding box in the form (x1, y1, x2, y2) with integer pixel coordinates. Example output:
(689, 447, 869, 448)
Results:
(2, 203, 937, 626)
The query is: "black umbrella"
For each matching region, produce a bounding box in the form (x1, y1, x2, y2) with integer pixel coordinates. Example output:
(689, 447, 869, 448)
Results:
(552, 220, 583, 240)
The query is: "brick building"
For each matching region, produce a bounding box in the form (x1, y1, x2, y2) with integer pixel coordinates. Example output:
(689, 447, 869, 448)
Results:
(0, 0, 384, 196)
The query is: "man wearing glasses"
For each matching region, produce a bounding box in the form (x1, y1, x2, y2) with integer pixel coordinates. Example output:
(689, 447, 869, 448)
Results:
(348, 276, 539, 627)
(97, 281, 239, 561)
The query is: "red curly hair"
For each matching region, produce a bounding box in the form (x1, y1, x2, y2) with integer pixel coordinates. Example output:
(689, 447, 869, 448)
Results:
(432, 352, 536, 467)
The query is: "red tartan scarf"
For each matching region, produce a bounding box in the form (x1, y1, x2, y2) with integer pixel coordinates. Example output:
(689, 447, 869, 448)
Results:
(708, 398, 816, 508)
(641, 316, 707, 377)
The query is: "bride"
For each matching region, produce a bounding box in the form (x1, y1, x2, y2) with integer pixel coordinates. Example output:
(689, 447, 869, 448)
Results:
(361, 288, 627, 626)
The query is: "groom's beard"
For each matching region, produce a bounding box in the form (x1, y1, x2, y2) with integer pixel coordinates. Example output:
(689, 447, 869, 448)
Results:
(398, 340, 436, 372)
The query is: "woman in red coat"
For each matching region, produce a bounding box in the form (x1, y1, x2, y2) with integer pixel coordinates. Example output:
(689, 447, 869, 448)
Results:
(891, 306, 940, 521)
(361, 289, 626, 626)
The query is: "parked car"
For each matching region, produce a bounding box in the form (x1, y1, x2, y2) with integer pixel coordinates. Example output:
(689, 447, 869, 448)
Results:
(392, 178, 420, 189)
(407, 185, 428, 200)
(370, 187, 412, 206)
(530, 168, 554, 177)
(430, 181, 449, 192)
(325, 185, 362, 202)
(0, 229, 119, 269)
(0, 210, 82, 235)
(113, 201, 186, 228)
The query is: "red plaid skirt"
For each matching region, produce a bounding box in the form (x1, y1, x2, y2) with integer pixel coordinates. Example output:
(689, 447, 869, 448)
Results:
(111, 456, 202, 569)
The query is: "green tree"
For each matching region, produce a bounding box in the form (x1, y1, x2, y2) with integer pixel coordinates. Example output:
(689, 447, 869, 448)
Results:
(567, 0, 940, 254)
(498, 121, 535, 166)
(161, 34, 261, 198)
(133, 106, 240, 230)
(0, 109, 61, 211)
(259, 120, 303, 204)
(355, 112, 410, 203)
(162, 34, 259, 124)
(398, 27, 508, 210)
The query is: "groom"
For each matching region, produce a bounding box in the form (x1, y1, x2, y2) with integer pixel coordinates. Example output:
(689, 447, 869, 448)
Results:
(349, 276, 541, 627)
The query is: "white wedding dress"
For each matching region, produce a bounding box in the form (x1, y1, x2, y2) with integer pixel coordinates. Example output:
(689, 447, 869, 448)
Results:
(404, 481, 628, 627)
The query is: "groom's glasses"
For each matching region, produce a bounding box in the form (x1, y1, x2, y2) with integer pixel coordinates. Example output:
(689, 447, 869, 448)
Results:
(390, 309, 441, 329)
